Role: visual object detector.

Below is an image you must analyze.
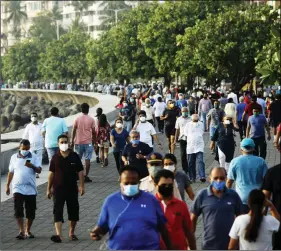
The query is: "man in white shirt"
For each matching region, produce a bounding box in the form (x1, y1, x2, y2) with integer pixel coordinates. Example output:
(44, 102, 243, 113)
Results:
(6, 139, 42, 239)
(153, 97, 166, 133)
(257, 93, 266, 115)
(133, 110, 162, 151)
(184, 114, 206, 183)
(227, 89, 238, 105)
(97, 84, 103, 93)
(143, 98, 155, 125)
(50, 83, 55, 90)
(174, 107, 190, 174)
(67, 83, 72, 91)
(22, 112, 44, 178)
(153, 90, 162, 101)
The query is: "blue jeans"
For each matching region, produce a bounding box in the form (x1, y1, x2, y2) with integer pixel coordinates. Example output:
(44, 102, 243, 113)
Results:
(75, 144, 93, 160)
(201, 112, 208, 131)
(209, 125, 217, 139)
(123, 120, 132, 132)
(187, 152, 206, 180)
(46, 147, 59, 161)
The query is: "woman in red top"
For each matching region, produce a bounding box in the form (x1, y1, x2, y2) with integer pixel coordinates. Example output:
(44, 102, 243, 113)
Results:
(115, 97, 125, 109)
(96, 114, 111, 167)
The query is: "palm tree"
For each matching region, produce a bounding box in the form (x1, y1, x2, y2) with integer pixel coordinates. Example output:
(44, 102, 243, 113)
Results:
(98, 1, 131, 29)
(48, 4, 63, 24)
(70, 17, 87, 32)
(70, 1, 96, 19)
(5, 1, 27, 40)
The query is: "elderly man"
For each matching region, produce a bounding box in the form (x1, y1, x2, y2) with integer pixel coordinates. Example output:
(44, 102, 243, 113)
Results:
(139, 152, 182, 200)
(174, 107, 190, 173)
(122, 130, 153, 179)
(226, 138, 268, 213)
(90, 165, 172, 250)
(184, 114, 206, 183)
(191, 167, 243, 250)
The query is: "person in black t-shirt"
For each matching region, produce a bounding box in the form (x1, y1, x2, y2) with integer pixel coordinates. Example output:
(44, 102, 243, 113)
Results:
(262, 164, 281, 250)
(47, 134, 85, 243)
(268, 94, 281, 141)
(122, 130, 153, 179)
(161, 100, 179, 154)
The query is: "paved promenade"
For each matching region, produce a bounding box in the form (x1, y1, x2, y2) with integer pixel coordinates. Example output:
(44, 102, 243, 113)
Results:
(1, 132, 280, 250)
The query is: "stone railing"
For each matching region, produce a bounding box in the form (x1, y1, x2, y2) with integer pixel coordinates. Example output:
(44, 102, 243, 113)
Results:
(0, 89, 119, 174)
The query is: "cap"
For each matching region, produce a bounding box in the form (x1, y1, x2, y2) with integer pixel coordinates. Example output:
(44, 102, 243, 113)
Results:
(147, 152, 163, 163)
(241, 138, 255, 152)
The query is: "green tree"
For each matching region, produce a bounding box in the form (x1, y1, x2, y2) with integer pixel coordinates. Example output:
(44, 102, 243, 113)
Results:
(2, 39, 43, 82)
(70, 17, 88, 32)
(176, 4, 278, 88)
(5, 1, 27, 40)
(39, 31, 91, 83)
(48, 4, 63, 22)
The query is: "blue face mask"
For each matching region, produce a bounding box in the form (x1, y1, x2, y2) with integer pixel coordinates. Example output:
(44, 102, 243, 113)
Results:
(212, 180, 226, 191)
(20, 150, 29, 157)
(123, 184, 139, 197)
(131, 140, 140, 145)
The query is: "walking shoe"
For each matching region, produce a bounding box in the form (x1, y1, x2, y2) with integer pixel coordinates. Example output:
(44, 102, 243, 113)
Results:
(25, 232, 35, 239)
(96, 157, 100, 163)
(104, 158, 108, 167)
(16, 232, 25, 240)
(200, 178, 206, 183)
(84, 176, 92, 182)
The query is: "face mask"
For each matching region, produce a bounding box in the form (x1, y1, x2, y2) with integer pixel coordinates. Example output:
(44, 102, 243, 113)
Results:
(130, 98, 134, 102)
(179, 96, 183, 100)
(182, 112, 188, 117)
(254, 112, 259, 116)
(59, 143, 69, 152)
(123, 103, 127, 107)
(212, 180, 226, 191)
(169, 104, 174, 108)
(123, 184, 139, 197)
(214, 104, 219, 109)
(149, 166, 162, 177)
(164, 165, 176, 172)
(158, 184, 173, 197)
(140, 117, 146, 122)
(20, 150, 29, 157)
(224, 120, 231, 125)
(116, 123, 123, 129)
(131, 139, 140, 145)
(31, 117, 37, 122)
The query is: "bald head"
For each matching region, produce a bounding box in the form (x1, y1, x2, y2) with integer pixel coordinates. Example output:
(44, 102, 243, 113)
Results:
(181, 107, 188, 112)
(209, 167, 227, 182)
(191, 114, 199, 121)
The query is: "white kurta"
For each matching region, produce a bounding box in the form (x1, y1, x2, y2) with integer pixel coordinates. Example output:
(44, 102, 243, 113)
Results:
(184, 121, 204, 154)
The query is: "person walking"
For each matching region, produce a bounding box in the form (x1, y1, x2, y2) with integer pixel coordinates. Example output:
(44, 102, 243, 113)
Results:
(268, 94, 281, 142)
(242, 95, 262, 121)
(142, 98, 155, 125)
(94, 108, 103, 164)
(257, 93, 266, 115)
(210, 116, 239, 172)
(6, 139, 42, 239)
(22, 112, 44, 178)
(47, 134, 85, 243)
(246, 108, 271, 159)
(236, 96, 247, 140)
(110, 118, 130, 174)
(90, 165, 172, 250)
(154, 169, 196, 250)
(226, 138, 268, 213)
(153, 96, 166, 133)
(184, 114, 206, 183)
(71, 103, 96, 183)
(262, 163, 281, 250)
(198, 93, 212, 131)
(187, 96, 196, 116)
(119, 100, 133, 132)
(218, 93, 228, 110)
(122, 130, 153, 179)
(161, 100, 179, 154)
(228, 189, 280, 250)
(163, 154, 194, 201)
(174, 107, 190, 174)
(224, 98, 237, 123)
(128, 96, 137, 129)
(96, 114, 111, 168)
(42, 107, 68, 162)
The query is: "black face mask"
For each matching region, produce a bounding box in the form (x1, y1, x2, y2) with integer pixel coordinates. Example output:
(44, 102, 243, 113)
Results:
(158, 184, 173, 197)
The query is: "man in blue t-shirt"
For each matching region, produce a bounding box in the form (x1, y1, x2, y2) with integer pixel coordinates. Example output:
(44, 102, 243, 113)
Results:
(176, 93, 188, 110)
(236, 97, 247, 140)
(90, 165, 171, 250)
(246, 108, 271, 159)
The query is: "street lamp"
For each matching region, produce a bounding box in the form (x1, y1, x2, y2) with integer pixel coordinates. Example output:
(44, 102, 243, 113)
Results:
(107, 8, 127, 26)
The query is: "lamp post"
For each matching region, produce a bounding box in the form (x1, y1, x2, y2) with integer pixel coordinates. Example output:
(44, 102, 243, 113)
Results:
(56, 20, 60, 40)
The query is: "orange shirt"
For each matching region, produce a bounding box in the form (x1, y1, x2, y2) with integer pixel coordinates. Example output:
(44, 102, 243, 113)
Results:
(155, 194, 192, 250)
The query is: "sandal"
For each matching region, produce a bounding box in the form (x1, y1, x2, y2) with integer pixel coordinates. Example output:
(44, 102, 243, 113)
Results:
(16, 232, 25, 240)
(25, 232, 35, 238)
(69, 235, 79, 241)
(51, 235, 62, 243)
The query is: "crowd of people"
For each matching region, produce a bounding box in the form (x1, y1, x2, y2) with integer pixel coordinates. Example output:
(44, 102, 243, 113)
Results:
(4, 83, 281, 250)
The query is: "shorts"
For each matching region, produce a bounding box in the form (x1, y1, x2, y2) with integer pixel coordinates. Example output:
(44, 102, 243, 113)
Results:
(53, 191, 79, 222)
(165, 125, 176, 138)
(31, 149, 43, 166)
(75, 144, 93, 160)
(14, 193, 37, 219)
(98, 140, 110, 148)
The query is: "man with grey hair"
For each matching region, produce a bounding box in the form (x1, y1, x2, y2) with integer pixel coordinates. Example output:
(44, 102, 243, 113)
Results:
(236, 96, 247, 140)
(184, 114, 206, 182)
(122, 130, 153, 179)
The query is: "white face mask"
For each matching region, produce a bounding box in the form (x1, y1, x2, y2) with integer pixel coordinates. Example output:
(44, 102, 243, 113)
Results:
(116, 123, 123, 129)
(140, 117, 146, 122)
(31, 117, 37, 122)
(224, 120, 231, 125)
(179, 96, 183, 100)
(59, 143, 69, 152)
(164, 165, 176, 172)
(123, 103, 127, 107)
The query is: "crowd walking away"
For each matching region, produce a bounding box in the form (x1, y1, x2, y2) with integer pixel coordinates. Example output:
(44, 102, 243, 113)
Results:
(5, 84, 281, 250)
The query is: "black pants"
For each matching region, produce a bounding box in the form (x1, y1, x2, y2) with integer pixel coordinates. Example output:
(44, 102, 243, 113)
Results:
(156, 117, 164, 132)
(252, 136, 267, 159)
(179, 140, 188, 173)
(53, 191, 79, 222)
(273, 227, 281, 250)
(14, 193, 36, 219)
(238, 121, 247, 139)
(113, 151, 124, 173)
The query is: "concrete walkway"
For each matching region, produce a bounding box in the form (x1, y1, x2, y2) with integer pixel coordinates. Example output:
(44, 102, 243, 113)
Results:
(1, 131, 280, 250)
